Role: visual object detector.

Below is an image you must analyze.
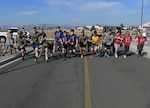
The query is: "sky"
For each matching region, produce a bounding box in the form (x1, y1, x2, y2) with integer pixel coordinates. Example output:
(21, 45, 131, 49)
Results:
(0, 0, 150, 27)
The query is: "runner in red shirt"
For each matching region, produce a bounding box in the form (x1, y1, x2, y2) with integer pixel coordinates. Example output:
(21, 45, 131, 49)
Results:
(113, 29, 123, 58)
(135, 32, 145, 57)
(123, 31, 132, 58)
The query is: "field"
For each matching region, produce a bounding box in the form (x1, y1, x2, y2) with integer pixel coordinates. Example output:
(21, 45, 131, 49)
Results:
(1, 29, 135, 38)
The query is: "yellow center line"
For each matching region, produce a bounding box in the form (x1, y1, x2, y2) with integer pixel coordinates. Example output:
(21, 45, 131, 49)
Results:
(84, 57, 91, 108)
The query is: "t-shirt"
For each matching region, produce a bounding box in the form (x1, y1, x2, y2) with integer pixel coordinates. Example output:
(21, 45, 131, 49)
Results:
(123, 35, 132, 45)
(79, 35, 88, 43)
(114, 34, 123, 44)
(55, 30, 63, 43)
(136, 35, 145, 45)
(91, 35, 100, 45)
(29, 31, 40, 44)
(69, 34, 77, 44)
(104, 33, 113, 45)
(16, 36, 26, 47)
(40, 32, 47, 43)
(61, 35, 69, 45)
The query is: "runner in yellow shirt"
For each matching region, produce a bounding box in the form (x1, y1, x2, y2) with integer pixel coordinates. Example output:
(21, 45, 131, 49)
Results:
(89, 31, 100, 58)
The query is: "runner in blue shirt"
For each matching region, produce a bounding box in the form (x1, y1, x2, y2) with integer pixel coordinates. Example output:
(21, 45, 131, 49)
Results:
(60, 31, 70, 59)
(54, 26, 63, 57)
(68, 29, 78, 57)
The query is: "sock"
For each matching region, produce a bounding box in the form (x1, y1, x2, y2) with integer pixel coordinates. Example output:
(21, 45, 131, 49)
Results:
(45, 56, 48, 60)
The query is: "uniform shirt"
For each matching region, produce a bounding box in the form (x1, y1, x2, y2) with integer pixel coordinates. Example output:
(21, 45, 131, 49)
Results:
(69, 34, 77, 44)
(55, 30, 63, 43)
(6, 33, 13, 45)
(40, 32, 47, 43)
(136, 35, 145, 45)
(61, 35, 69, 45)
(143, 37, 147, 44)
(91, 35, 100, 45)
(123, 35, 132, 45)
(16, 36, 26, 47)
(29, 31, 40, 44)
(114, 33, 123, 44)
(79, 35, 88, 43)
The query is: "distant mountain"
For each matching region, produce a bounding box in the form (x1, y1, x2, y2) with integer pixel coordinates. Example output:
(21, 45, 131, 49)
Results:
(0, 24, 75, 30)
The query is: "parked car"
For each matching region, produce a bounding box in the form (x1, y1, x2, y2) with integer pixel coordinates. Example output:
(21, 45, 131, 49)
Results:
(0, 27, 29, 43)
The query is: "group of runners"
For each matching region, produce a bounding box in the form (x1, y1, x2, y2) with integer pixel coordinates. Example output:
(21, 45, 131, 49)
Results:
(15, 26, 147, 62)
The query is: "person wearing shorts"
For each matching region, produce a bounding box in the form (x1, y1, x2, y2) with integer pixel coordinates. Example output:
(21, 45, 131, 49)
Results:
(38, 28, 47, 58)
(79, 30, 88, 58)
(103, 29, 113, 57)
(68, 29, 78, 57)
(54, 26, 63, 57)
(16, 32, 26, 60)
(29, 27, 41, 62)
(89, 31, 100, 58)
(60, 31, 69, 59)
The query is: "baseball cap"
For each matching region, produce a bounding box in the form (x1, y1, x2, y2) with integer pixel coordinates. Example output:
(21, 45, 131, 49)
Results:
(142, 32, 146, 37)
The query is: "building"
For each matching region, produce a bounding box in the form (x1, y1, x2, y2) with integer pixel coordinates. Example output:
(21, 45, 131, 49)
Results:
(139, 22, 150, 29)
(139, 22, 150, 37)
(86, 26, 103, 31)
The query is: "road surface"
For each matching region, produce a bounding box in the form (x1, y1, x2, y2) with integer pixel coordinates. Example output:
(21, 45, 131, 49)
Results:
(0, 52, 150, 108)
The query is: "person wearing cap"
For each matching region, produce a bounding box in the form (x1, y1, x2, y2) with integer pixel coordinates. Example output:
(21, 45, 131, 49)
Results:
(89, 30, 100, 58)
(78, 30, 88, 58)
(16, 32, 26, 60)
(142, 32, 147, 56)
(29, 27, 41, 62)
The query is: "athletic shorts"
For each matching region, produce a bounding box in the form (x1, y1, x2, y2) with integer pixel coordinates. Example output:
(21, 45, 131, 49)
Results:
(18, 46, 25, 51)
(32, 43, 39, 49)
(80, 42, 86, 48)
(68, 44, 75, 50)
(91, 44, 98, 48)
(104, 43, 111, 49)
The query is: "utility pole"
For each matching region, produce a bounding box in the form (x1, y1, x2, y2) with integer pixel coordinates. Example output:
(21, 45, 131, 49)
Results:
(141, 0, 144, 28)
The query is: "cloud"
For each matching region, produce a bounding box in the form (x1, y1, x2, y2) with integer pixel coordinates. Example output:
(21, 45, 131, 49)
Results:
(43, 0, 72, 7)
(20, 11, 38, 15)
(78, 1, 122, 12)
(42, 0, 122, 11)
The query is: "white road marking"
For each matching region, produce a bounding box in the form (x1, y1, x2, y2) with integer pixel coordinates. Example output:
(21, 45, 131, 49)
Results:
(0, 58, 21, 69)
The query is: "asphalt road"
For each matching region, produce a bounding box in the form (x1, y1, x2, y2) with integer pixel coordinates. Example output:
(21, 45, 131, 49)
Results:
(0, 51, 150, 108)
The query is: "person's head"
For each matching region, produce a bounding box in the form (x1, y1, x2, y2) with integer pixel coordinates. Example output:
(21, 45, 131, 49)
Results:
(126, 31, 130, 35)
(17, 32, 22, 38)
(137, 31, 141, 35)
(8, 30, 13, 34)
(93, 30, 97, 36)
(20, 27, 24, 31)
(81, 30, 85, 36)
(108, 29, 112, 35)
(63, 31, 67, 36)
(70, 29, 74, 35)
(57, 26, 61, 31)
(39, 28, 44, 33)
(33, 27, 37, 33)
(115, 28, 121, 34)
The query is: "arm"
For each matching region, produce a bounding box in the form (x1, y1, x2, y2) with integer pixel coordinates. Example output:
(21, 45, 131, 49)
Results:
(75, 36, 78, 48)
